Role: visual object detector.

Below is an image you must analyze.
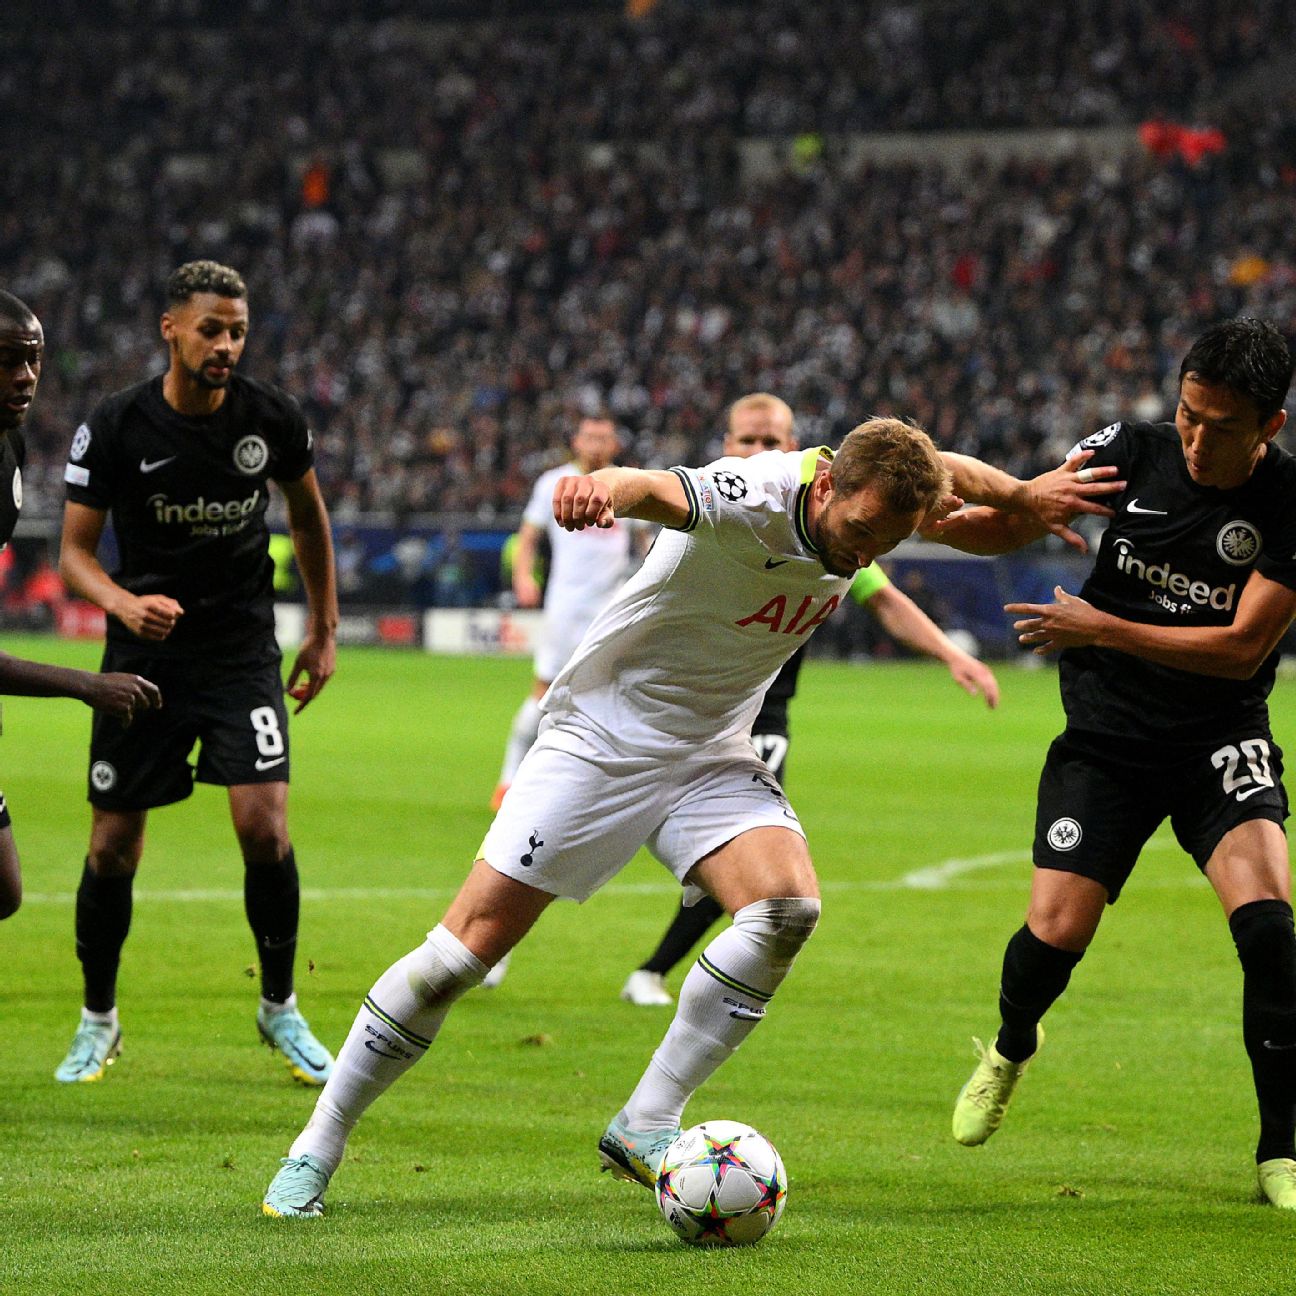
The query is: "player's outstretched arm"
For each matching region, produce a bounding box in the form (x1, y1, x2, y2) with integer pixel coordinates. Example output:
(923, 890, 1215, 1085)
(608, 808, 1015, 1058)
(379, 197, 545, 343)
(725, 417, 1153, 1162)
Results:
(937, 450, 1125, 553)
(281, 471, 338, 713)
(1008, 571, 1296, 679)
(59, 501, 184, 640)
(865, 584, 999, 708)
(552, 467, 690, 531)
(0, 651, 160, 722)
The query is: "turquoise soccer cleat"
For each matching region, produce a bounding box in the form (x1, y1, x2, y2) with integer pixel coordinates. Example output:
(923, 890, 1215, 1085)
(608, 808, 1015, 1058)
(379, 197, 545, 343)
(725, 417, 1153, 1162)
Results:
(597, 1116, 681, 1189)
(261, 1154, 331, 1218)
(54, 1020, 122, 1084)
(257, 1005, 334, 1086)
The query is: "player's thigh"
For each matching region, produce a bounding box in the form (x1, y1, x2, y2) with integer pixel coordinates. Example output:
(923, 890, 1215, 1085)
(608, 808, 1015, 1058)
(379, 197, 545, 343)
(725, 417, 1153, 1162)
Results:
(688, 827, 817, 915)
(193, 654, 291, 788)
(1171, 731, 1291, 911)
(88, 651, 198, 810)
(652, 745, 816, 910)
(480, 726, 671, 901)
(1033, 733, 1166, 904)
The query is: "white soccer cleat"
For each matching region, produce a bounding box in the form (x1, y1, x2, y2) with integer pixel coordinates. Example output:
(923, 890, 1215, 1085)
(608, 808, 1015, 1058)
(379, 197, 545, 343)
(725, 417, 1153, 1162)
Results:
(480, 952, 512, 989)
(620, 970, 673, 1006)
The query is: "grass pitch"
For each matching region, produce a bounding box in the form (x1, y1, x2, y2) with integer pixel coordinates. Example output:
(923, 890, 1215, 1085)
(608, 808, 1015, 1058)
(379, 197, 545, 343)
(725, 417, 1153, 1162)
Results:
(1, 636, 1294, 1295)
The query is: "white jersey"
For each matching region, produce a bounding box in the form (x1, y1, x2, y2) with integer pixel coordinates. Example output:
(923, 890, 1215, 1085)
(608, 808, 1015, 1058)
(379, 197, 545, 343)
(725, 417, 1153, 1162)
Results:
(542, 447, 850, 753)
(524, 462, 637, 613)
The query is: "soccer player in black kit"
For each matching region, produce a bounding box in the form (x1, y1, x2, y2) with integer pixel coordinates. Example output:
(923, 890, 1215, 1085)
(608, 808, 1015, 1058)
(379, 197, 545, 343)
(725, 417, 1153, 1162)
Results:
(0, 292, 160, 921)
(937, 319, 1296, 1209)
(54, 262, 339, 1087)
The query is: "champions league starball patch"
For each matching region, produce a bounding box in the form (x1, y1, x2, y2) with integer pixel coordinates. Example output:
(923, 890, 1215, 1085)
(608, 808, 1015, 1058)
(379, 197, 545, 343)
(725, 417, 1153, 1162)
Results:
(1081, 423, 1121, 449)
(714, 471, 748, 501)
(70, 424, 91, 461)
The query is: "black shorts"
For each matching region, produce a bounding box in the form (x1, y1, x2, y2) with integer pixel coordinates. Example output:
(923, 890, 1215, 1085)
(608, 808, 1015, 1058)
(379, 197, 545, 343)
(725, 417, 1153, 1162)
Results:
(88, 645, 290, 810)
(1033, 728, 1289, 902)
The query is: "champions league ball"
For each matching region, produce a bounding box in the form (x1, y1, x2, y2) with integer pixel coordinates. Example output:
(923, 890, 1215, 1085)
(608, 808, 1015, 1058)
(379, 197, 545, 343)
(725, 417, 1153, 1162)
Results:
(654, 1120, 787, 1246)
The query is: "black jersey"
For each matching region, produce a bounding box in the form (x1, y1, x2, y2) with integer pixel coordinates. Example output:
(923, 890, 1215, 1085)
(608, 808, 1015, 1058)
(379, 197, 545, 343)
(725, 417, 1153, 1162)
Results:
(64, 374, 313, 658)
(1058, 419, 1296, 745)
(0, 428, 25, 548)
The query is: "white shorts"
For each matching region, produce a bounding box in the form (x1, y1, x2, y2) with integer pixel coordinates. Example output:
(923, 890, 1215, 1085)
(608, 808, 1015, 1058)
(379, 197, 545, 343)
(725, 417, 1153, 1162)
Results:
(478, 719, 806, 902)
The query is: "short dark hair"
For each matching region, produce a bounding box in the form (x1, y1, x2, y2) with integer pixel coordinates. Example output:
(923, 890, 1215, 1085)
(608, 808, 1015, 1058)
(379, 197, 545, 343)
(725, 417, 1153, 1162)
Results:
(167, 260, 247, 306)
(1179, 318, 1294, 422)
(0, 290, 38, 332)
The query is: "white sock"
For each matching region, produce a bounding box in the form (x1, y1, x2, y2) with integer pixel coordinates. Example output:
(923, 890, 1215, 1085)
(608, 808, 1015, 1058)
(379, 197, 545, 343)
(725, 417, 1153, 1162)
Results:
(259, 992, 297, 1017)
(288, 924, 487, 1174)
(620, 897, 820, 1131)
(499, 696, 543, 783)
(83, 1006, 118, 1032)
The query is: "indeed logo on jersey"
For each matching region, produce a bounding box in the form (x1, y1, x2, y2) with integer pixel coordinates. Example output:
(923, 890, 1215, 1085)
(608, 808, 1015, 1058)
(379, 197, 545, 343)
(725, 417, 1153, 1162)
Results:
(1112, 538, 1236, 611)
(148, 489, 261, 526)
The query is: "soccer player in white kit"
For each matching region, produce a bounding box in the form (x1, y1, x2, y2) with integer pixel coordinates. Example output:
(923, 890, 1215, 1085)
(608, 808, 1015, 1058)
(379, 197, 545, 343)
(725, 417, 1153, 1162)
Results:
(262, 418, 1121, 1216)
(493, 413, 635, 810)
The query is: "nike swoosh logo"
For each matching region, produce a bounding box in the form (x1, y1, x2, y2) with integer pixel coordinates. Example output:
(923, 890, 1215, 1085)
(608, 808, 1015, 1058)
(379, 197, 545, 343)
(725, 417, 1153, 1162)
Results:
(764, 558, 789, 569)
(255, 756, 286, 771)
(1236, 784, 1270, 802)
(364, 1041, 403, 1059)
(140, 456, 177, 473)
(1126, 499, 1167, 516)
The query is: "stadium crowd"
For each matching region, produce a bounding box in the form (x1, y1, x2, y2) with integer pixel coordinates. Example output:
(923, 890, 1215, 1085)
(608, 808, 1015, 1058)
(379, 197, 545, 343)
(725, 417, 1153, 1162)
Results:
(5, 0, 1296, 528)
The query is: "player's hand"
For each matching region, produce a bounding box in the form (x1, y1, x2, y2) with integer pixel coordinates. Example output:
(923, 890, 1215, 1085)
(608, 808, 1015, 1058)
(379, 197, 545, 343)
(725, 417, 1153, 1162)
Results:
(1006, 585, 1106, 654)
(917, 492, 965, 540)
(947, 654, 1000, 709)
(553, 474, 614, 531)
(1017, 450, 1125, 553)
(285, 628, 337, 713)
(85, 672, 163, 726)
(119, 594, 184, 641)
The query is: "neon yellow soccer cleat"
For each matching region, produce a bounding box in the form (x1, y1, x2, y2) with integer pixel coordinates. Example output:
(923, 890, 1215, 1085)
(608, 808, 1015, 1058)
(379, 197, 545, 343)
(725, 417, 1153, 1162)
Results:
(952, 1026, 1043, 1146)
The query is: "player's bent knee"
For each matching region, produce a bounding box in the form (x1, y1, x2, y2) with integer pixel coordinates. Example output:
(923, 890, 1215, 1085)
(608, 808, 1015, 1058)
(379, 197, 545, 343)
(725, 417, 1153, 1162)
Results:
(733, 896, 821, 961)
(0, 892, 20, 920)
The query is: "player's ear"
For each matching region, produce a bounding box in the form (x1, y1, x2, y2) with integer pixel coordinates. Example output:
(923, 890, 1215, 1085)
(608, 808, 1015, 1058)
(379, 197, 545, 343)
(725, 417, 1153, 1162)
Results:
(160, 312, 175, 344)
(1262, 408, 1287, 443)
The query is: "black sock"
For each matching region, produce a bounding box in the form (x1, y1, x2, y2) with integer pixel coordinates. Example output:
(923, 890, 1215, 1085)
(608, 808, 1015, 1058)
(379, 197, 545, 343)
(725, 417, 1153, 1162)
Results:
(995, 923, 1083, 1062)
(642, 896, 725, 976)
(1229, 899, 1296, 1164)
(244, 848, 299, 1005)
(75, 859, 134, 1014)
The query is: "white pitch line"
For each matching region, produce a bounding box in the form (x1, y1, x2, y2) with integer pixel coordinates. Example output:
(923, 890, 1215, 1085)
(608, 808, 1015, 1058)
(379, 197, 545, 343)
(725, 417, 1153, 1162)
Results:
(16, 840, 1202, 906)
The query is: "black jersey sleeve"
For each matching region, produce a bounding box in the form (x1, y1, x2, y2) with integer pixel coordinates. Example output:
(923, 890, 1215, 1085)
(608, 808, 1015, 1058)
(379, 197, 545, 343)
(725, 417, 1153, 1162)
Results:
(64, 400, 124, 510)
(270, 393, 314, 484)
(1253, 451, 1296, 592)
(1063, 420, 1133, 480)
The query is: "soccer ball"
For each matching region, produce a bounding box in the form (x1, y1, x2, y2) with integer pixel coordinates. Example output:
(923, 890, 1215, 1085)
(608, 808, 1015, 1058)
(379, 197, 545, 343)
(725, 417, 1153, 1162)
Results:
(654, 1120, 787, 1246)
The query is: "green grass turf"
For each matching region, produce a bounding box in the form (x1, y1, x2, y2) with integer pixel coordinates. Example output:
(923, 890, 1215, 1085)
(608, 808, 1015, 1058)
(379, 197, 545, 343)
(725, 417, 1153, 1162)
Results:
(1, 635, 1294, 1295)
